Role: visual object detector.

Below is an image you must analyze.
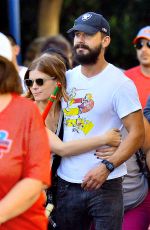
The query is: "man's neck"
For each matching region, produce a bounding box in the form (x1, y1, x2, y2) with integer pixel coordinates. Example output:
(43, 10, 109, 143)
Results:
(81, 56, 108, 78)
(12, 58, 19, 72)
(141, 65, 150, 77)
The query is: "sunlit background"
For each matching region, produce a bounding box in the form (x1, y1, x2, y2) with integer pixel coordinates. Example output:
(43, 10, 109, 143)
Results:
(0, 0, 149, 69)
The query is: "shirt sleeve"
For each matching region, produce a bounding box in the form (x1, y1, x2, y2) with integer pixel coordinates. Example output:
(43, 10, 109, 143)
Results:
(23, 103, 51, 187)
(112, 79, 142, 119)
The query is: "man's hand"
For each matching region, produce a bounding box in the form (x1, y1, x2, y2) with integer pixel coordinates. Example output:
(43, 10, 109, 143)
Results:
(81, 164, 110, 190)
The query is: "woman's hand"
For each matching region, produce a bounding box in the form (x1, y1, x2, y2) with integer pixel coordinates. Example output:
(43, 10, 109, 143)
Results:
(95, 147, 117, 160)
(102, 129, 121, 147)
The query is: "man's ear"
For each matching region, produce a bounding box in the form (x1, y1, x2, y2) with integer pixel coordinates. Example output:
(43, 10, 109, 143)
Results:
(13, 45, 20, 56)
(102, 36, 111, 48)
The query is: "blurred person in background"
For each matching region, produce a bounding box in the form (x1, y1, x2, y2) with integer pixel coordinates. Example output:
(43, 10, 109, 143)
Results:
(42, 47, 71, 70)
(23, 37, 46, 67)
(6, 34, 28, 92)
(123, 26, 150, 229)
(125, 26, 150, 108)
(0, 32, 12, 61)
(24, 34, 73, 69)
(0, 32, 50, 230)
(41, 34, 73, 69)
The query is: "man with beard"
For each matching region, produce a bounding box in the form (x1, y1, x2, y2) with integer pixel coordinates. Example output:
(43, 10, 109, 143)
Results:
(125, 26, 150, 108)
(56, 12, 144, 230)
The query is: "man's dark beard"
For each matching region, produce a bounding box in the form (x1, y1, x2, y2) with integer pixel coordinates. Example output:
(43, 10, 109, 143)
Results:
(73, 44, 102, 65)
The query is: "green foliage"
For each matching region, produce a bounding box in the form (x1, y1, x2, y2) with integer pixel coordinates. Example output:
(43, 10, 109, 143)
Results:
(61, 0, 150, 69)
(2, 0, 149, 68)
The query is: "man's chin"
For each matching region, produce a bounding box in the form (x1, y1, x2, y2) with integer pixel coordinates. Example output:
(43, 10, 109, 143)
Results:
(140, 59, 150, 66)
(75, 54, 87, 61)
(76, 49, 89, 55)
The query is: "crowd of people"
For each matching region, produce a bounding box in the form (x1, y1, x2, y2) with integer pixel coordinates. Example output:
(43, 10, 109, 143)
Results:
(0, 11, 150, 230)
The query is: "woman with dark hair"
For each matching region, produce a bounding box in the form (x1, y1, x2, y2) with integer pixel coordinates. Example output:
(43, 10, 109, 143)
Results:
(42, 47, 71, 70)
(0, 55, 50, 230)
(40, 35, 73, 69)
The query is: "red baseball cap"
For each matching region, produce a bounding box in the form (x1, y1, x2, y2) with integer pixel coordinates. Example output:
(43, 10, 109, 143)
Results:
(133, 26, 150, 44)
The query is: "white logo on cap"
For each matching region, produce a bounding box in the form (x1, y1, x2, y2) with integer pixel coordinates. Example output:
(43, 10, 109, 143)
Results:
(82, 13, 92, 21)
(102, 28, 107, 33)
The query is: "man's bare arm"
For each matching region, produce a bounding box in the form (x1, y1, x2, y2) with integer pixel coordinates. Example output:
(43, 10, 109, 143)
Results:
(107, 110, 144, 167)
(82, 110, 144, 190)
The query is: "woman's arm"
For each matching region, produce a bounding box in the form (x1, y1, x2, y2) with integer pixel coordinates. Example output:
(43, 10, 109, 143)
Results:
(0, 178, 44, 224)
(46, 128, 121, 156)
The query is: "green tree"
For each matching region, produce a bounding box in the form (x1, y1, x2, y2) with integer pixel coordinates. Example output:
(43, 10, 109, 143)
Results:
(38, 0, 63, 36)
(60, 0, 150, 69)
(8, 0, 149, 67)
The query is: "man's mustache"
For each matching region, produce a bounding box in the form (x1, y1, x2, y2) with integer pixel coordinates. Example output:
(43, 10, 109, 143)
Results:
(74, 44, 90, 50)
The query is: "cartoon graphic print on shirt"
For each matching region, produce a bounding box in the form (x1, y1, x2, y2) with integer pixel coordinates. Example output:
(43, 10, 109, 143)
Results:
(63, 88, 94, 135)
(0, 130, 12, 159)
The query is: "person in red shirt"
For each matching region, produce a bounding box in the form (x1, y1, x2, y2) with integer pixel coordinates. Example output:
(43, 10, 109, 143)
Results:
(0, 34, 50, 230)
(125, 26, 150, 108)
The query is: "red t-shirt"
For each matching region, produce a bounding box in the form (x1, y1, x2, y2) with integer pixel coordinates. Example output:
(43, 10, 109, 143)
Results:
(125, 66, 150, 108)
(0, 94, 51, 230)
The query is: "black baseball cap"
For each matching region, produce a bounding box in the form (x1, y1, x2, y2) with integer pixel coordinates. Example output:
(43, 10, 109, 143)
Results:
(67, 12, 110, 36)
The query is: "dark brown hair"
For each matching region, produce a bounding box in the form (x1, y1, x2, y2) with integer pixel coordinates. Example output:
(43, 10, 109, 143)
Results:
(24, 54, 68, 103)
(41, 35, 73, 69)
(0, 56, 22, 94)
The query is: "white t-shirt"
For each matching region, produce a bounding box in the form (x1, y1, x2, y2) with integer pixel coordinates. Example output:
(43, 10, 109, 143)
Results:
(57, 64, 142, 183)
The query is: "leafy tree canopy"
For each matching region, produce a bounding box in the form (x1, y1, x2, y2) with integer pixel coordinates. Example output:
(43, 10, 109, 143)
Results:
(61, 0, 150, 69)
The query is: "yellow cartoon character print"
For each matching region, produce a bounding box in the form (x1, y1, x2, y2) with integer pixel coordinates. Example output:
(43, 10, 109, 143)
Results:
(63, 88, 94, 134)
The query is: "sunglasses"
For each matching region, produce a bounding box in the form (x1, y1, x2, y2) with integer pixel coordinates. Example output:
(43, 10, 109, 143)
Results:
(134, 41, 150, 50)
(24, 78, 53, 87)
